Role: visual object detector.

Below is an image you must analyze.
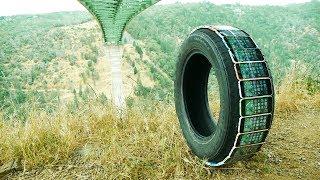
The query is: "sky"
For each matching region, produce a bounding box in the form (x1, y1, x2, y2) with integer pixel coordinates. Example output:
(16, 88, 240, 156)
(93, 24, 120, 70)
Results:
(0, 0, 312, 17)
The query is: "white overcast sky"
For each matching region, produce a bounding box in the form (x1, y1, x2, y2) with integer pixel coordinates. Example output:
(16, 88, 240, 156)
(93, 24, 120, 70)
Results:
(0, 0, 312, 17)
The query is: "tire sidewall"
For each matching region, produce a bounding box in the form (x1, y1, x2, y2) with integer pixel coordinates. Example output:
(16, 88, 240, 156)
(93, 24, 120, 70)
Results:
(175, 29, 240, 161)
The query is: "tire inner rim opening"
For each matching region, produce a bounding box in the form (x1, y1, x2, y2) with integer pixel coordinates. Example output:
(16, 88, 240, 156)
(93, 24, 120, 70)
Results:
(183, 52, 221, 138)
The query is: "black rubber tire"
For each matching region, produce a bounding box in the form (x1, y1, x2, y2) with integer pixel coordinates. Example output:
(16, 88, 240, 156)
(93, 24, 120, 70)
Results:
(174, 26, 274, 166)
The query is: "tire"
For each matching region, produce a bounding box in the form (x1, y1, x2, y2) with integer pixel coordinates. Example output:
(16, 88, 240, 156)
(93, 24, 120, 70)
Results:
(174, 26, 275, 166)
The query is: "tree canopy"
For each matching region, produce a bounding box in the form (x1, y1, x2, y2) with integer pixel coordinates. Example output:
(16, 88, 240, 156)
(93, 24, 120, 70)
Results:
(78, 0, 161, 44)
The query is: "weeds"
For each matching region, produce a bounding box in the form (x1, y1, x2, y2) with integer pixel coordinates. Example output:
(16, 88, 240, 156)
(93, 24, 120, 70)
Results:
(276, 61, 320, 114)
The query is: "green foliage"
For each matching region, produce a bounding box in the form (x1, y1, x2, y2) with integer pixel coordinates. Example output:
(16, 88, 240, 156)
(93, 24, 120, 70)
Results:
(127, 1, 320, 99)
(1, 2, 319, 119)
(67, 55, 78, 66)
(78, 0, 161, 44)
(306, 77, 320, 95)
(133, 41, 143, 59)
(0, 90, 60, 121)
(0, 12, 92, 121)
(135, 80, 152, 97)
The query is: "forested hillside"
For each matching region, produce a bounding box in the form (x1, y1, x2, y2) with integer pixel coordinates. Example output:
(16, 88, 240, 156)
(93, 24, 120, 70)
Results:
(127, 1, 320, 99)
(0, 12, 103, 120)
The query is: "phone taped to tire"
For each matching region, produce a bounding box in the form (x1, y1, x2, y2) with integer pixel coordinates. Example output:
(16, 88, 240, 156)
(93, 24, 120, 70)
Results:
(174, 26, 275, 166)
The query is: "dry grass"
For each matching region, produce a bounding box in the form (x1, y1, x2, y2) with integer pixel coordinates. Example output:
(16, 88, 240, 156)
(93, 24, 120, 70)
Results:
(0, 66, 319, 179)
(276, 62, 319, 114)
(1, 102, 206, 179)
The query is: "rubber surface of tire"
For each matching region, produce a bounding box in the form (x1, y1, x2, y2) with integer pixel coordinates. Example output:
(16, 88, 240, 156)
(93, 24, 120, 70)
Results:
(174, 26, 274, 166)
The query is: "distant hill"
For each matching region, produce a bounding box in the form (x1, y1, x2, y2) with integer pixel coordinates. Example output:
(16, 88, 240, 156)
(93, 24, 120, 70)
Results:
(128, 1, 320, 81)
(0, 1, 319, 119)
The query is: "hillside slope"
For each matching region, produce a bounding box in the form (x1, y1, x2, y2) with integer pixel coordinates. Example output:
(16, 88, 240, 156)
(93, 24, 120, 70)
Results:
(127, 1, 320, 99)
(0, 13, 153, 120)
